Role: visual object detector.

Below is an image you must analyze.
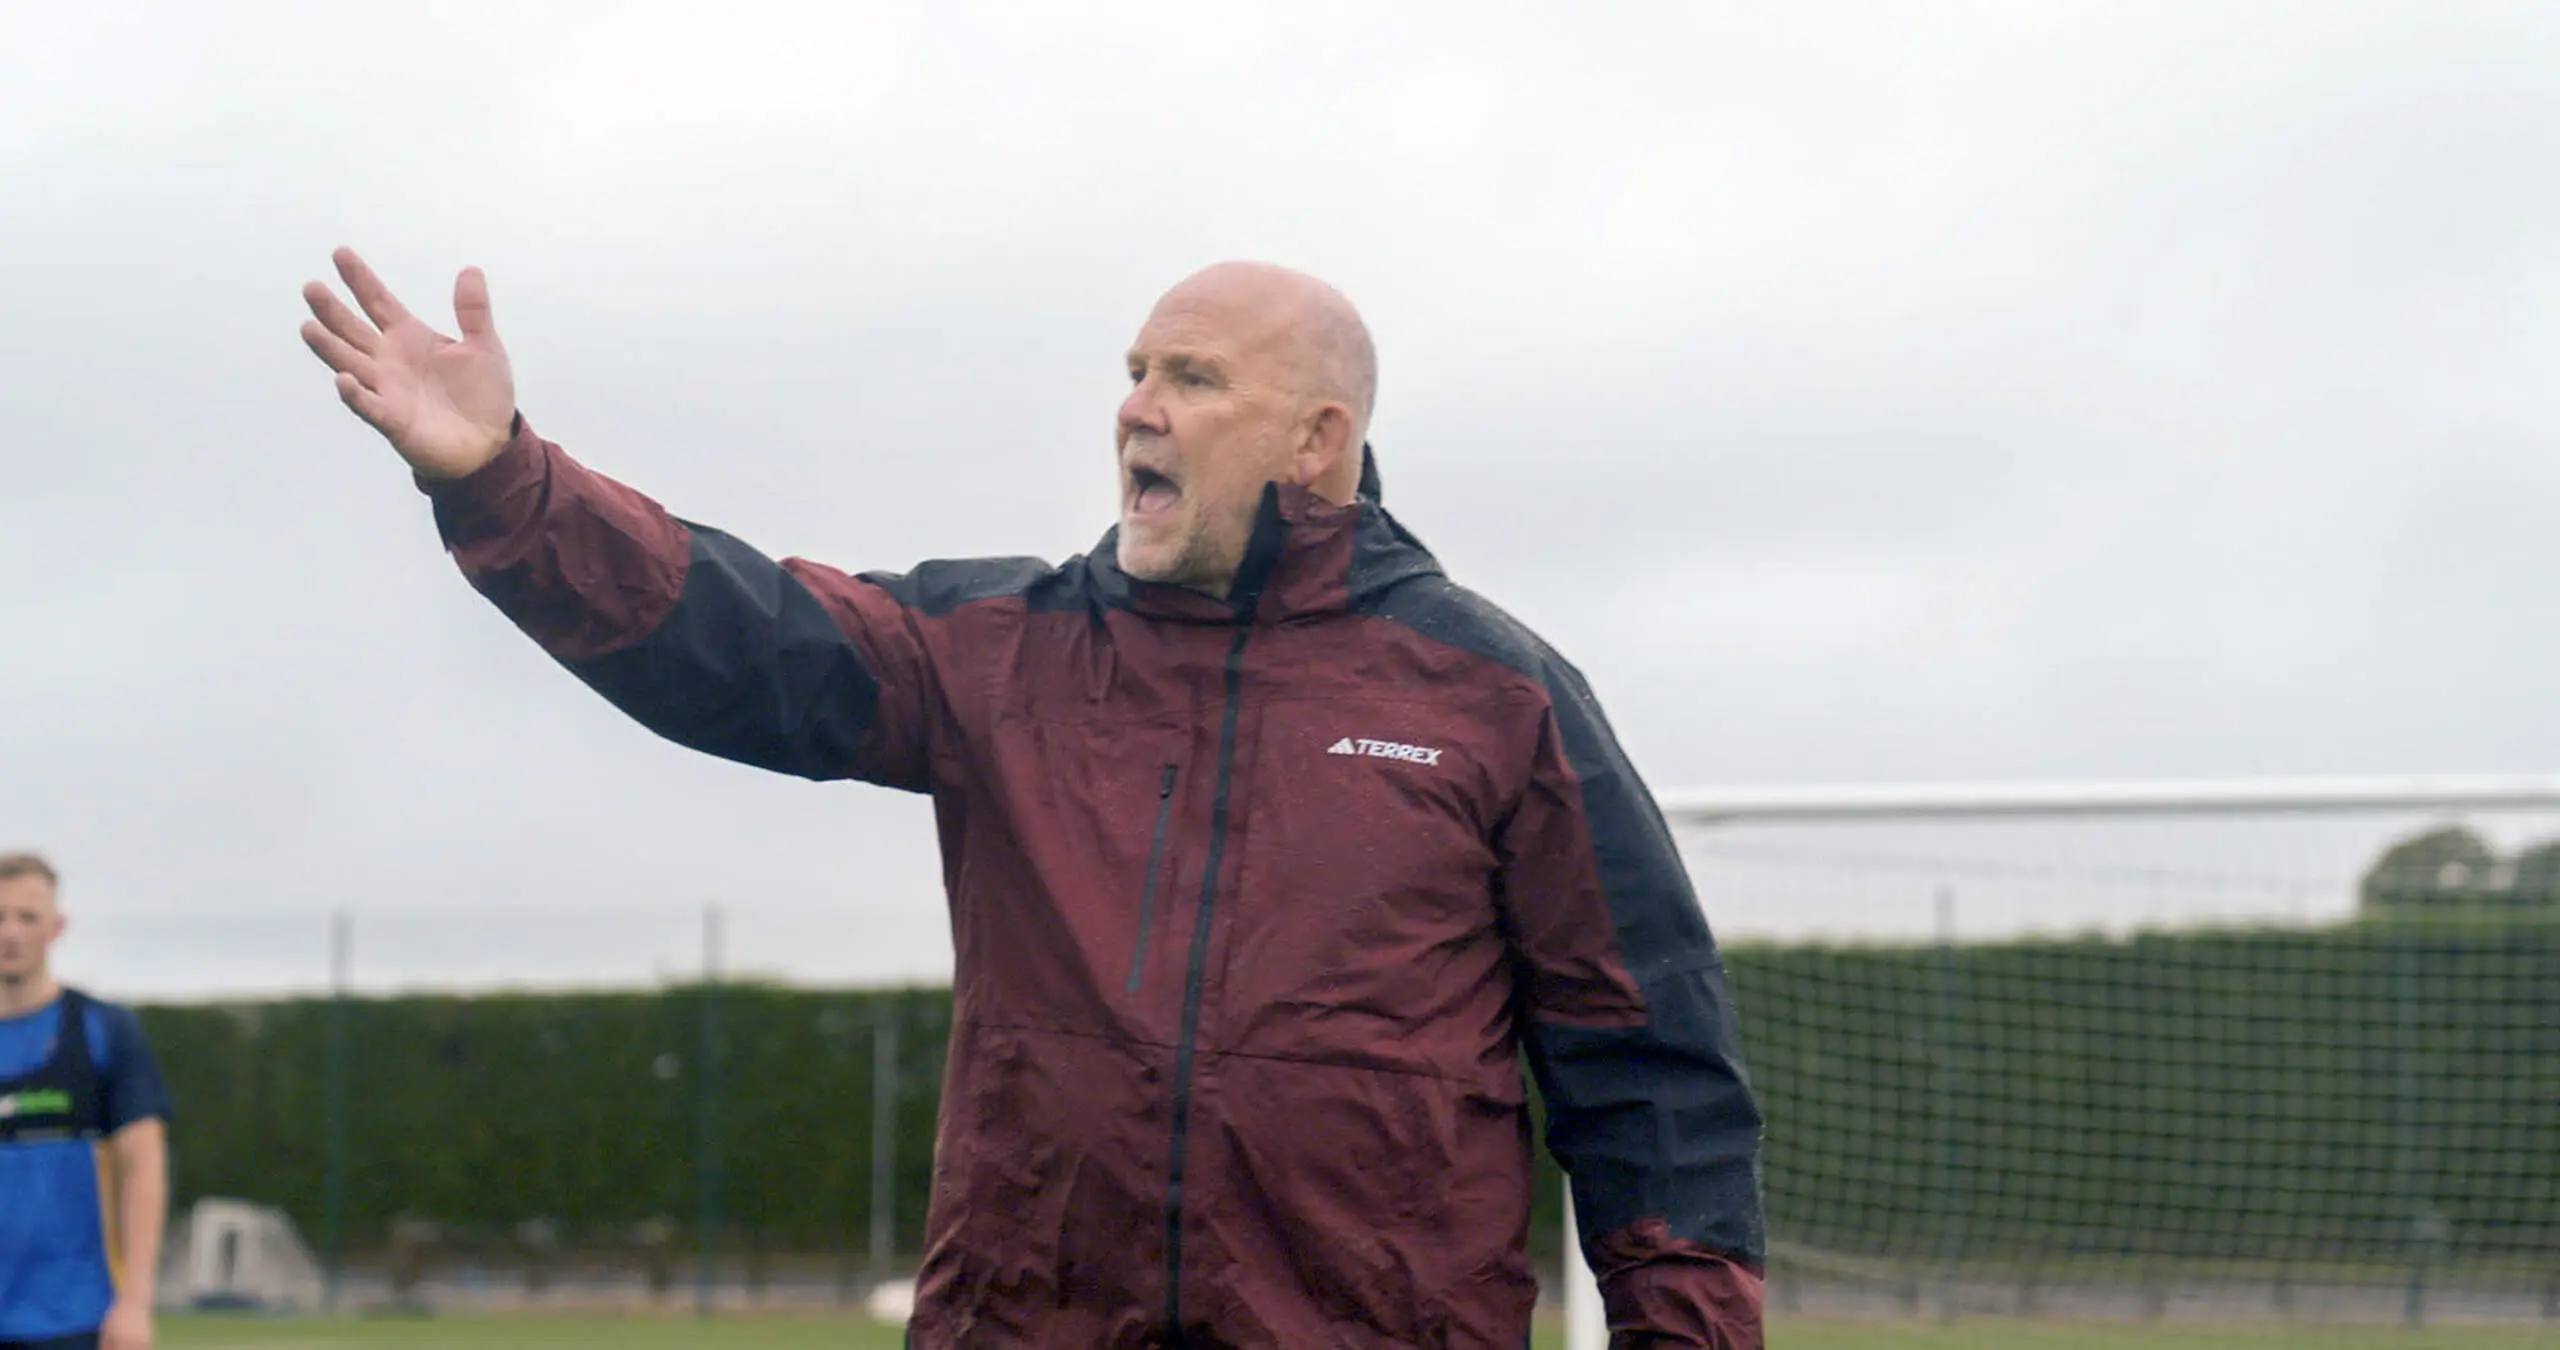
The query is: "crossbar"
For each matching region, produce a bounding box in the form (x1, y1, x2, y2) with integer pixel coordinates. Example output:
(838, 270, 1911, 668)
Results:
(1653, 773, 2560, 825)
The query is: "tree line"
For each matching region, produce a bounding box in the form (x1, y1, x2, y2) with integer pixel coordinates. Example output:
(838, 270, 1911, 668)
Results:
(2360, 825, 2560, 914)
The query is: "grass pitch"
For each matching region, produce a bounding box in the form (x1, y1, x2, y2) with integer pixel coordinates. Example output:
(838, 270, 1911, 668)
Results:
(161, 1314, 2560, 1348)
(163, 1316, 909, 1350)
(1773, 1324, 2560, 1349)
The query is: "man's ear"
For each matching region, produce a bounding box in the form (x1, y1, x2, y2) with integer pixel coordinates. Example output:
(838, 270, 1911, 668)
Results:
(1292, 403, 1358, 499)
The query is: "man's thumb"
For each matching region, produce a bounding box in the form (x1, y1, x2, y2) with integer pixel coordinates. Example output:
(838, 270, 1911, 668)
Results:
(454, 267, 498, 341)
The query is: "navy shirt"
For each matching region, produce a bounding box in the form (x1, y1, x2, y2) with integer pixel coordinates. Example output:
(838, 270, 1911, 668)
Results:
(0, 995, 173, 1339)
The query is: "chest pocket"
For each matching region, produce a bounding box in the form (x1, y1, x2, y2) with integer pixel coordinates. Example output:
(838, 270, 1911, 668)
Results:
(1223, 697, 1505, 1019)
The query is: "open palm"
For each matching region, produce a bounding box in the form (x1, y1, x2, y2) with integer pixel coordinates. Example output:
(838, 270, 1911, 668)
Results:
(300, 247, 517, 481)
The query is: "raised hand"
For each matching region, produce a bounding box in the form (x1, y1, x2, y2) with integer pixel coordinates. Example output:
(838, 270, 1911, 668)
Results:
(300, 247, 517, 481)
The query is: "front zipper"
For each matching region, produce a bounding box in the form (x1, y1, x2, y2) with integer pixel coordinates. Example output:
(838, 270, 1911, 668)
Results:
(1125, 762, 1179, 995)
(1163, 621, 1253, 1342)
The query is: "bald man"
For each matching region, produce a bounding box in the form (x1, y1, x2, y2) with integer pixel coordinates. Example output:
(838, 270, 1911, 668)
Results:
(300, 251, 1766, 1348)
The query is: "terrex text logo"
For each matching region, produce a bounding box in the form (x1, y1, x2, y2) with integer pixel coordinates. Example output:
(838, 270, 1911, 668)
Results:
(1327, 737, 1445, 766)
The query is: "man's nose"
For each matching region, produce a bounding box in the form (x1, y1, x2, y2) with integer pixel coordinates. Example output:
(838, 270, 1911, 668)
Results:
(1118, 380, 1169, 438)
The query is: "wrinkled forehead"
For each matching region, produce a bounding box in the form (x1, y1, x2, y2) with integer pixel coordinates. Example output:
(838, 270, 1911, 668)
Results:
(1129, 277, 1302, 367)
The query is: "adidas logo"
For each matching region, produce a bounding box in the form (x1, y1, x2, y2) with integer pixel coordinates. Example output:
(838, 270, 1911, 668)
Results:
(1327, 737, 1445, 766)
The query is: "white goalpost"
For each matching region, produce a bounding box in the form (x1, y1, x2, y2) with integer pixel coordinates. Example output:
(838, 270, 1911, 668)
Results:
(1560, 772, 2560, 1349)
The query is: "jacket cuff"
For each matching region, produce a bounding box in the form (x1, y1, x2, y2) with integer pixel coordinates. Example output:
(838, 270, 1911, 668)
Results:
(418, 412, 544, 547)
(1593, 1218, 1766, 1349)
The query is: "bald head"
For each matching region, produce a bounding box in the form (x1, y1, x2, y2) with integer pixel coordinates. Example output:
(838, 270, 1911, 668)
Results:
(1115, 262, 1380, 594)
(1162, 261, 1377, 458)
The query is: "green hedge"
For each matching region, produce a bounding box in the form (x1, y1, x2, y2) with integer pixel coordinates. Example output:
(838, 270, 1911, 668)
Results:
(140, 987, 951, 1257)
(136, 921, 2560, 1267)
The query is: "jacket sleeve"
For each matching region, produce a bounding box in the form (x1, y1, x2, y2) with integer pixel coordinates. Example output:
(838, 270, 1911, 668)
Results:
(1494, 662, 1767, 1348)
(421, 415, 937, 790)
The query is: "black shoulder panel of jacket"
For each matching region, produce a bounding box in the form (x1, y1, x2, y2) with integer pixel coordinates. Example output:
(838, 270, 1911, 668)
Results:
(1357, 571, 1768, 1268)
(570, 536, 1091, 783)
(858, 554, 1090, 618)
(566, 525, 885, 782)
(1343, 502, 1444, 604)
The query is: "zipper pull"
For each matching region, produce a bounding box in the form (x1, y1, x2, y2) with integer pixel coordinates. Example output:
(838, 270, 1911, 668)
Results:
(1159, 763, 1178, 796)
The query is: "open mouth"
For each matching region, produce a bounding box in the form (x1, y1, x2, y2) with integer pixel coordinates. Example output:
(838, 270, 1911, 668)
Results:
(1127, 465, 1182, 519)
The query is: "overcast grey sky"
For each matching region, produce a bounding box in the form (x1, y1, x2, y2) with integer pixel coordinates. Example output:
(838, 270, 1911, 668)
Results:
(6, 2, 2556, 998)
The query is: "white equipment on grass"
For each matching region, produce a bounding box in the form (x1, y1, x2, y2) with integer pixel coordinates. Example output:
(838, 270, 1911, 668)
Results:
(157, 1197, 326, 1313)
(865, 1275, 918, 1322)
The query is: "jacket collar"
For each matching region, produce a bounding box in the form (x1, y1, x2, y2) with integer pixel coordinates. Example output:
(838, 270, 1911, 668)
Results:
(1086, 443, 1440, 624)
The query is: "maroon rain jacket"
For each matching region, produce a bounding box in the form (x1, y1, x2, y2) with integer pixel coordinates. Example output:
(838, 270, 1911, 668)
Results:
(426, 417, 1767, 1348)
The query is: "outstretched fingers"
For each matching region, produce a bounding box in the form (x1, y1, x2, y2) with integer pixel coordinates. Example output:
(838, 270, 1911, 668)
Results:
(332, 246, 417, 333)
(333, 371, 390, 429)
(300, 318, 375, 384)
(303, 281, 379, 356)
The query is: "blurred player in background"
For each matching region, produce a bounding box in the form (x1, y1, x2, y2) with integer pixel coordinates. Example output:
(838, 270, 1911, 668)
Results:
(0, 854, 172, 1350)
(301, 249, 1765, 1348)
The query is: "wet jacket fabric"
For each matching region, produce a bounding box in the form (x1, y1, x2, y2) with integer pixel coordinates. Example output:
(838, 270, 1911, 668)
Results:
(426, 418, 1767, 1348)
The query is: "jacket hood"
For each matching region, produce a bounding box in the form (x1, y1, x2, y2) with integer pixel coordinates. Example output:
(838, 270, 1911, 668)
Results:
(1087, 442, 1441, 623)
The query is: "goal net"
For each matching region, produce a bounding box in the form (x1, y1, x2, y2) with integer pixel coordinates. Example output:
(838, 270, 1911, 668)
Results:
(1563, 778, 2560, 1341)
